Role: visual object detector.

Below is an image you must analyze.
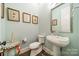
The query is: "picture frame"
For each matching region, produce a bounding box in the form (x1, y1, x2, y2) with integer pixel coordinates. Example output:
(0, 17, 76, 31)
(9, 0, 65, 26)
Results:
(51, 19, 57, 26)
(0, 3, 4, 19)
(7, 7, 20, 22)
(22, 12, 31, 23)
(32, 15, 38, 24)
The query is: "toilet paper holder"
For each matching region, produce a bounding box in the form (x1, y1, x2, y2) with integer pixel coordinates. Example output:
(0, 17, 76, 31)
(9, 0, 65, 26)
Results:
(22, 37, 27, 44)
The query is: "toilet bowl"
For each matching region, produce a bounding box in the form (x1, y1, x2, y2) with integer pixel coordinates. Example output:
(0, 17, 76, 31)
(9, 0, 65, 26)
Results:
(29, 34, 45, 56)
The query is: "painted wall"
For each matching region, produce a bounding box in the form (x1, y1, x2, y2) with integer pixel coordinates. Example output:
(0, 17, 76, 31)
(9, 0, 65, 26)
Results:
(0, 12, 6, 42)
(39, 3, 51, 36)
(38, 4, 52, 50)
(0, 4, 6, 42)
(50, 3, 79, 56)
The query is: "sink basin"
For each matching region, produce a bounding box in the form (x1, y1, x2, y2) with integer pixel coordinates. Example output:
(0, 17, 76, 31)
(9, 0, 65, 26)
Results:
(46, 35, 69, 47)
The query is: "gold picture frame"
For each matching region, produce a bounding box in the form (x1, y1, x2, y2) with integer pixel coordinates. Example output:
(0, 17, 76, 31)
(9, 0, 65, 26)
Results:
(32, 15, 38, 24)
(22, 12, 31, 23)
(7, 7, 20, 22)
(51, 19, 57, 26)
(0, 3, 4, 19)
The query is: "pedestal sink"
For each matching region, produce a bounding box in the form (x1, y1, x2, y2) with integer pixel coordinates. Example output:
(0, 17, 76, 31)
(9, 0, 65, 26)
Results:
(46, 35, 69, 56)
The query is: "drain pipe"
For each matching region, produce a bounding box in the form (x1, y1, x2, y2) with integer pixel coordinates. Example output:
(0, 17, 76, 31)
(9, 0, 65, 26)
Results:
(60, 47, 62, 56)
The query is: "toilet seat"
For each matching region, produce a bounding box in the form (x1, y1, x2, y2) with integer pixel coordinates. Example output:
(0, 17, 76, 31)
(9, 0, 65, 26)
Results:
(29, 42, 41, 49)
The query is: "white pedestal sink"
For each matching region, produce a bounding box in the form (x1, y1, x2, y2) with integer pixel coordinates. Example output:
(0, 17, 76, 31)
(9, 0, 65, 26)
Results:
(46, 35, 69, 56)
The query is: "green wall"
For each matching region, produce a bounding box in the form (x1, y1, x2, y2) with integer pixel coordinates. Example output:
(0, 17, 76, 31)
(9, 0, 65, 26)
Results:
(51, 3, 79, 56)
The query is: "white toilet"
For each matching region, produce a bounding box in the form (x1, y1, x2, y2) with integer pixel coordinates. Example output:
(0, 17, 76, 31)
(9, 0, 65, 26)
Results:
(29, 34, 45, 56)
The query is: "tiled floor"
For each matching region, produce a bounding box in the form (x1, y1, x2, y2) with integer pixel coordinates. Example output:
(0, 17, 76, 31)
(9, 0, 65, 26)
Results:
(19, 50, 52, 56)
(19, 50, 31, 56)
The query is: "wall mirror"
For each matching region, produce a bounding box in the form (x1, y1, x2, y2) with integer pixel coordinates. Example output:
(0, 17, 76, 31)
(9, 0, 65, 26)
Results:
(51, 3, 72, 33)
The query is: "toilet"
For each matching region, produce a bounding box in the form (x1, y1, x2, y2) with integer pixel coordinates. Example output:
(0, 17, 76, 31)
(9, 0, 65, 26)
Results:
(29, 34, 45, 56)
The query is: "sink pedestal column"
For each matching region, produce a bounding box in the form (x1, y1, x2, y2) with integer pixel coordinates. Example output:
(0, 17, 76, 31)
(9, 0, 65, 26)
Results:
(52, 45, 61, 56)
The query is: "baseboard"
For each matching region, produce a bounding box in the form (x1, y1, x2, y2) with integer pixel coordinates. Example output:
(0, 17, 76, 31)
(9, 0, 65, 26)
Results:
(43, 46, 54, 55)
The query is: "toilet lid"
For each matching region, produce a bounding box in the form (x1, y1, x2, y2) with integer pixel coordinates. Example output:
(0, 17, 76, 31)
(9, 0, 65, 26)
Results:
(29, 42, 41, 49)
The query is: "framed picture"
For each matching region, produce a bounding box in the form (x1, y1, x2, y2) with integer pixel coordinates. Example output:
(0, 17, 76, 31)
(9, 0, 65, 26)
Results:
(22, 12, 31, 23)
(7, 7, 20, 22)
(51, 19, 57, 26)
(0, 3, 4, 19)
(32, 15, 38, 24)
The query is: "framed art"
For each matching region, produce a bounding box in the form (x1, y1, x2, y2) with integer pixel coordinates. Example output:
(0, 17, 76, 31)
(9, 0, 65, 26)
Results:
(0, 3, 4, 19)
(22, 12, 31, 23)
(32, 15, 38, 24)
(7, 7, 20, 22)
(51, 19, 57, 26)
(50, 19, 57, 33)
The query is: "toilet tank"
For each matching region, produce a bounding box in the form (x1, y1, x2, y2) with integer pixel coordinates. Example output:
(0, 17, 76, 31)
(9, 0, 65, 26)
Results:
(38, 34, 45, 44)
